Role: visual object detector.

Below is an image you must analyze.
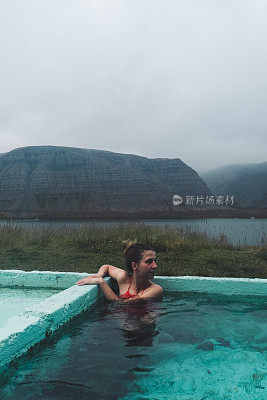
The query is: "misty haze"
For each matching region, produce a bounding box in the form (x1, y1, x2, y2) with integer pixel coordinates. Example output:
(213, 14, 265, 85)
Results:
(0, 3, 266, 400)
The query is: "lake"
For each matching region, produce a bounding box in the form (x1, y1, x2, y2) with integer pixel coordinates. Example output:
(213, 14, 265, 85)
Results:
(0, 218, 266, 246)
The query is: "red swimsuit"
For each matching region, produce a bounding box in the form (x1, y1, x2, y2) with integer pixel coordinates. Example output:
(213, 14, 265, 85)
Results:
(120, 279, 144, 299)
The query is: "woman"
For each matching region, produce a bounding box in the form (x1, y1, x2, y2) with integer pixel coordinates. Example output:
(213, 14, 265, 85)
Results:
(76, 241, 163, 302)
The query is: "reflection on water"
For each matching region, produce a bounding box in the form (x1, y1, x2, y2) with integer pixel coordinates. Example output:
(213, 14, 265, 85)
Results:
(111, 302, 161, 347)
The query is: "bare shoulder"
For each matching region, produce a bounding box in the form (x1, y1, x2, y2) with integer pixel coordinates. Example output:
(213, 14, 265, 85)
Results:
(142, 282, 163, 299)
(149, 281, 163, 290)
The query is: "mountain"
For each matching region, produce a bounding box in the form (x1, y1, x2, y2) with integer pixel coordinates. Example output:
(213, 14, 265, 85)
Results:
(202, 162, 267, 208)
(0, 146, 214, 219)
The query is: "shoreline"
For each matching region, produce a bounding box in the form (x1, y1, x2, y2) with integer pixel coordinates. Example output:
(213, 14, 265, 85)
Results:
(0, 208, 267, 220)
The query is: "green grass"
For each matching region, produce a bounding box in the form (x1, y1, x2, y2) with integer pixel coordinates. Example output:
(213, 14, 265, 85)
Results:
(0, 223, 266, 278)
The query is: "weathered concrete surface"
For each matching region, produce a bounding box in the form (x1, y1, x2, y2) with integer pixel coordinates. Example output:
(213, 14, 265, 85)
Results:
(0, 270, 107, 376)
(2, 270, 266, 295)
(0, 270, 89, 289)
(154, 276, 267, 296)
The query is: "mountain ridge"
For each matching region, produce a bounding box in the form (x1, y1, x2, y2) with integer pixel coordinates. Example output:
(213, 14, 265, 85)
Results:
(0, 145, 213, 219)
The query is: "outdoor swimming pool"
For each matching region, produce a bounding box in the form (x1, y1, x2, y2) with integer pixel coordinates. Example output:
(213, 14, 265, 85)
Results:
(0, 287, 60, 328)
(1, 291, 266, 400)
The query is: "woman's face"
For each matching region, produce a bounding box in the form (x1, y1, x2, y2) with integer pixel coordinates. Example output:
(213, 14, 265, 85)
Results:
(132, 250, 157, 278)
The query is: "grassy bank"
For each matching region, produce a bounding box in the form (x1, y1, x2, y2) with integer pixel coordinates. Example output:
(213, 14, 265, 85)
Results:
(0, 224, 266, 278)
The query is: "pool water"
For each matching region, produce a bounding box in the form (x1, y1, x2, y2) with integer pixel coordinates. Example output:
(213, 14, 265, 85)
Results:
(0, 287, 61, 328)
(0, 292, 266, 400)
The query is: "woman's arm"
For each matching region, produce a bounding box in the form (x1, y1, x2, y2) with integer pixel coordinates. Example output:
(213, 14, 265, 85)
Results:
(98, 278, 120, 300)
(76, 276, 120, 300)
(75, 272, 163, 302)
(77, 278, 163, 302)
(123, 284, 163, 303)
(76, 266, 127, 301)
(76, 265, 125, 285)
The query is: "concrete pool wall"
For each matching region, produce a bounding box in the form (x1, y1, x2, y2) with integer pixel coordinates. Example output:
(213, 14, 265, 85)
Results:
(155, 276, 267, 296)
(0, 270, 266, 378)
(0, 270, 104, 377)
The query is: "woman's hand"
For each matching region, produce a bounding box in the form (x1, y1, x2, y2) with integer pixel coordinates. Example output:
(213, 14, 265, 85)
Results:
(76, 276, 119, 300)
(76, 275, 103, 286)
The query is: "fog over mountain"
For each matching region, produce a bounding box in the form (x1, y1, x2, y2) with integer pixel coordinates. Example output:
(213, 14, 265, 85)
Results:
(202, 163, 267, 209)
(0, 1, 266, 171)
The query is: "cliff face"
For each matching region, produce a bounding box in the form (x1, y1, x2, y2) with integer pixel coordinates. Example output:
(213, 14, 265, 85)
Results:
(0, 146, 212, 218)
(202, 163, 267, 209)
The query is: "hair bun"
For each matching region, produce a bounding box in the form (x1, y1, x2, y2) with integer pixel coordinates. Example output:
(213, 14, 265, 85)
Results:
(122, 240, 137, 254)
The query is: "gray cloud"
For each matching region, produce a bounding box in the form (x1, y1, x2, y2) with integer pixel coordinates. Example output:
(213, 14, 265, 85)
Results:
(0, 0, 266, 172)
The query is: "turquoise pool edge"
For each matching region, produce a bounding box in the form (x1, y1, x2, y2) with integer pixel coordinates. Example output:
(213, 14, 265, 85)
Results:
(0, 270, 266, 378)
(155, 275, 267, 296)
(0, 270, 106, 377)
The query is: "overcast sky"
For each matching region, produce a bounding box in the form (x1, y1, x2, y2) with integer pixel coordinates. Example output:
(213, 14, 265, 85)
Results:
(0, 0, 266, 173)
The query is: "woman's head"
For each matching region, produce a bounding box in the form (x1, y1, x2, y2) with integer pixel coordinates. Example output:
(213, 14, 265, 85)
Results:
(123, 241, 156, 276)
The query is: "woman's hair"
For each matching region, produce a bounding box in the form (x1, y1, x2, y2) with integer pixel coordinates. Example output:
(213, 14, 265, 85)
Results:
(123, 241, 154, 275)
